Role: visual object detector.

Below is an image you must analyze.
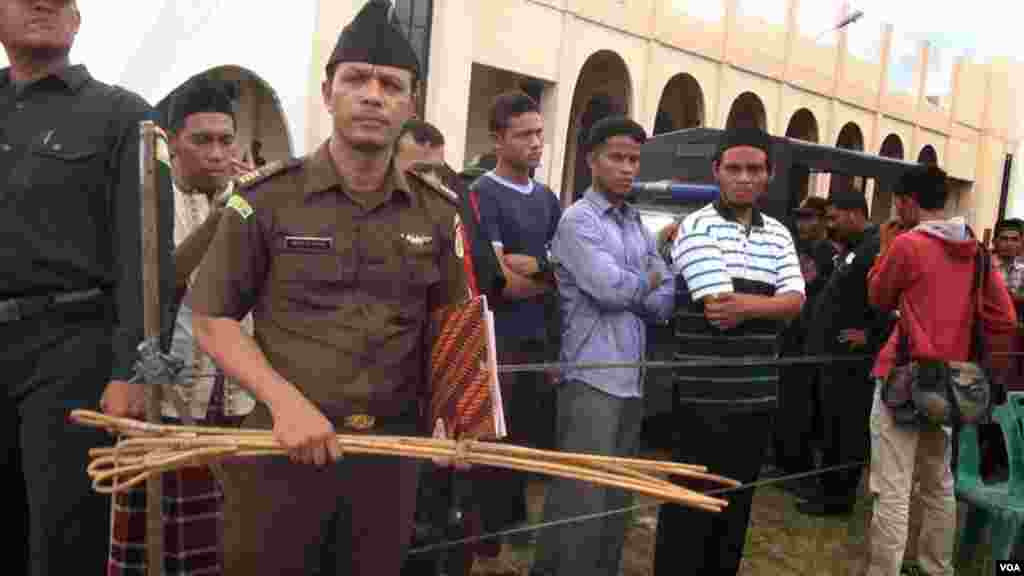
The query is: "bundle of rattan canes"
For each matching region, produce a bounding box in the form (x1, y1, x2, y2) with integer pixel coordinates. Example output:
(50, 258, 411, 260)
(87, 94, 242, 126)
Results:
(71, 409, 739, 513)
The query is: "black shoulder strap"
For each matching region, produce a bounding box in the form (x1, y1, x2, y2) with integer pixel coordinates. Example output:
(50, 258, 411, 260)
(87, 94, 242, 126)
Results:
(970, 243, 989, 363)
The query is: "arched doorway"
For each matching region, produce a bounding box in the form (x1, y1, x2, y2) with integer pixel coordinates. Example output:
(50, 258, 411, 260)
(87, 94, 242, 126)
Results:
(725, 92, 767, 131)
(872, 134, 905, 223)
(785, 108, 820, 202)
(653, 73, 705, 136)
(880, 134, 904, 159)
(835, 122, 864, 151)
(157, 65, 293, 168)
(830, 122, 865, 199)
(562, 51, 632, 202)
(785, 108, 819, 143)
(918, 145, 938, 165)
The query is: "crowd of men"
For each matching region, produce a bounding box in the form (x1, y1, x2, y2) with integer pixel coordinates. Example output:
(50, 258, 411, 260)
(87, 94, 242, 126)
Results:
(4, 1, 1021, 576)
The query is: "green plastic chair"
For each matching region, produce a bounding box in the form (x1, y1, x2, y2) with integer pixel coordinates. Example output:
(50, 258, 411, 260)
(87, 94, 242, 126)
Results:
(956, 393, 1024, 561)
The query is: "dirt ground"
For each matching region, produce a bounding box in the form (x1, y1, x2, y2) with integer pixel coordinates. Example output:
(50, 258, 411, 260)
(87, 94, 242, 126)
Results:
(462, 453, 996, 576)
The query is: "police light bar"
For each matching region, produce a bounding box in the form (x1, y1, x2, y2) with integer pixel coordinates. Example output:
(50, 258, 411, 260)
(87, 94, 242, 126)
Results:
(631, 181, 719, 204)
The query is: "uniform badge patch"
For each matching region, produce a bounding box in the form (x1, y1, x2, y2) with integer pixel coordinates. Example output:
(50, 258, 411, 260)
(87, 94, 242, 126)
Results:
(226, 194, 254, 220)
(453, 214, 465, 259)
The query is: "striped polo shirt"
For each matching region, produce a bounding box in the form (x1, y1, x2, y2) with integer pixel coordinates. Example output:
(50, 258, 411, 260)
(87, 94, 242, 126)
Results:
(668, 201, 805, 409)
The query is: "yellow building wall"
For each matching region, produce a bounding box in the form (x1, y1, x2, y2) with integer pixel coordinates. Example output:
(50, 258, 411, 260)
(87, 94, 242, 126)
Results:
(471, 0, 563, 82)
(787, 37, 838, 98)
(953, 60, 986, 130)
(778, 87, 831, 141)
(985, 58, 1013, 140)
(877, 117, 914, 157)
(727, 13, 787, 80)
(840, 54, 883, 112)
(917, 104, 951, 135)
(969, 136, 1009, 228)
(652, 1, 725, 61)
(304, 0, 1013, 221)
(568, 0, 655, 39)
(945, 135, 978, 182)
(832, 102, 875, 148)
(427, 0, 477, 171)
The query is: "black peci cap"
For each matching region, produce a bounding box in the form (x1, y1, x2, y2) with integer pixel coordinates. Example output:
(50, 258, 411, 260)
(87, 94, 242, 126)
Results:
(585, 115, 647, 153)
(327, 0, 420, 79)
(168, 75, 235, 132)
(715, 127, 773, 165)
(828, 191, 869, 215)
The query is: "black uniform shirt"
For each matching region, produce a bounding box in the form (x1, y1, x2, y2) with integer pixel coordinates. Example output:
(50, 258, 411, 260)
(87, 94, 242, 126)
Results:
(0, 65, 173, 380)
(806, 224, 890, 356)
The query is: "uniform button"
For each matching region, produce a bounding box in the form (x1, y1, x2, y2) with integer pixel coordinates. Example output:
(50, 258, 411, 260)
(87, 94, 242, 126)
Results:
(14, 102, 24, 110)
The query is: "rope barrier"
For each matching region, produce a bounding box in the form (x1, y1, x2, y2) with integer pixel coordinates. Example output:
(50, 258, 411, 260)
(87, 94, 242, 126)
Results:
(168, 350, 1024, 381)
(406, 459, 867, 556)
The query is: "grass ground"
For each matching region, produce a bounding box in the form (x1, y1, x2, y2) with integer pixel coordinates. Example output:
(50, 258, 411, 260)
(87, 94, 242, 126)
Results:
(464, 452, 996, 575)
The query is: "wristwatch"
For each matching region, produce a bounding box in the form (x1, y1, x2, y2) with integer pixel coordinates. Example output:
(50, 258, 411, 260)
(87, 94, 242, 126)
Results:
(536, 251, 552, 276)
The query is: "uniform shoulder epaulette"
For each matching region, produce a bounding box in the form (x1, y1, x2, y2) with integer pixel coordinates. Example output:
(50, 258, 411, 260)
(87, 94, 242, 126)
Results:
(235, 158, 303, 191)
(404, 162, 459, 205)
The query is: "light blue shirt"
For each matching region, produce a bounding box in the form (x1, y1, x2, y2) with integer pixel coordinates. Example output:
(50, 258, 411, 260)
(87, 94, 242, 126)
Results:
(551, 188, 675, 398)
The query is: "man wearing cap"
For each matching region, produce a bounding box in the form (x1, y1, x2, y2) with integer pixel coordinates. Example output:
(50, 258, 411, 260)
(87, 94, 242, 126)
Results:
(657, 127, 805, 575)
(530, 116, 674, 576)
(104, 75, 257, 576)
(800, 192, 890, 517)
(167, 76, 257, 427)
(1, 2, 174, 574)
(793, 196, 836, 278)
(187, 1, 471, 574)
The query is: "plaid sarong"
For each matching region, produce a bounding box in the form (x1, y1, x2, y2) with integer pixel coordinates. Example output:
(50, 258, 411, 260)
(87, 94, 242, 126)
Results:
(108, 466, 224, 576)
(108, 377, 241, 576)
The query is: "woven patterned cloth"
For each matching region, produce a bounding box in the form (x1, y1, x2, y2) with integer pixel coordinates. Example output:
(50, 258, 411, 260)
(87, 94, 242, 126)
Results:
(429, 295, 504, 440)
(107, 462, 225, 575)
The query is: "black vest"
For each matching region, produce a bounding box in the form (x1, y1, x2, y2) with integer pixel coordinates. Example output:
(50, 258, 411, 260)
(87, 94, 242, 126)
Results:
(672, 275, 784, 410)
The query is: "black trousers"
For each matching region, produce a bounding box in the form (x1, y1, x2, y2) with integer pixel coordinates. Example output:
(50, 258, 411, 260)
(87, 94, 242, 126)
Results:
(817, 361, 874, 506)
(773, 364, 820, 474)
(223, 405, 422, 576)
(4, 306, 115, 576)
(471, 338, 554, 533)
(654, 405, 774, 576)
(7, 396, 29, 576)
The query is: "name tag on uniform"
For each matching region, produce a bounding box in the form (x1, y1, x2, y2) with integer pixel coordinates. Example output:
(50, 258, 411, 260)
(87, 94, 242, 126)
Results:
(284, 235, 333, 251)
(401, 233, 433, 247)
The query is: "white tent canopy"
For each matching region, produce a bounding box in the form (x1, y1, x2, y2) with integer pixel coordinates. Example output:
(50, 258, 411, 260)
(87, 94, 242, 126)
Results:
(1, 0, 319, 155)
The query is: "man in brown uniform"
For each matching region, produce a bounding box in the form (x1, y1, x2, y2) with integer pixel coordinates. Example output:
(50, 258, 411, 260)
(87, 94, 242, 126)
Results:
(187, 1, 469, 574)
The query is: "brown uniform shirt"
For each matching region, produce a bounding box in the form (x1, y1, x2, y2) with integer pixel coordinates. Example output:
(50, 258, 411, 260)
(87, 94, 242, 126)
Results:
(187, 142, 469, 420)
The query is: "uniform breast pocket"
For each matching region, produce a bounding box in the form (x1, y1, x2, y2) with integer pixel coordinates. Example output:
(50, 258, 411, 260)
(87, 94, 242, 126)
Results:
(24, 141, 101, 190)
(403, 241, 441, 288)
(272, 235, 354, 309)
(276, 252, 343, 284)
